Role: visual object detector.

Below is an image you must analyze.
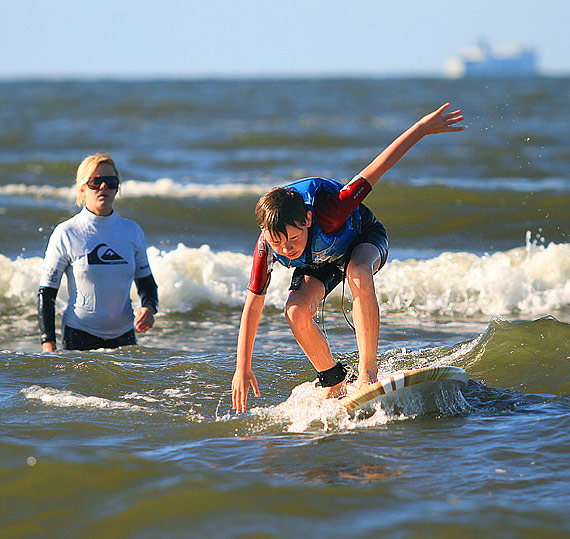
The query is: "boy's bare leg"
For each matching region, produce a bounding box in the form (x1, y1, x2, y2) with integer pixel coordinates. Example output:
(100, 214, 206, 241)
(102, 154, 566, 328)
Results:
(285, 276, 345, 398)
(346, 243, 382, 387)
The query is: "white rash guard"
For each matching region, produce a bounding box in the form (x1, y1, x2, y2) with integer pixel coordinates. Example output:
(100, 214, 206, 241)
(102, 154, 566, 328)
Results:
(39, 207, 153, 339)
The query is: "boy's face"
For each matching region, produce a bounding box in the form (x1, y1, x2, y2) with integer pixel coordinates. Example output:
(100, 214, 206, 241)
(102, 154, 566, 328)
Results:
(263, 211, 312, 260)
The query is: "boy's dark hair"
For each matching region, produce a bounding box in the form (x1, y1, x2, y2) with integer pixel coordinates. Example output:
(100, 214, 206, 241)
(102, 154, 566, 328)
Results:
(255, 187, 308, 239)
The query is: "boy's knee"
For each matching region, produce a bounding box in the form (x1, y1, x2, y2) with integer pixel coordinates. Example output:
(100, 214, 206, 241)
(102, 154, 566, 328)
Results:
(285, 300, 313, 328)
(346, 261, 374, 288)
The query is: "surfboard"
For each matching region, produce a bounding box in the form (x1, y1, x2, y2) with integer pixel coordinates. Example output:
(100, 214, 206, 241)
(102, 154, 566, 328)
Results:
(339, 365, 469, 416)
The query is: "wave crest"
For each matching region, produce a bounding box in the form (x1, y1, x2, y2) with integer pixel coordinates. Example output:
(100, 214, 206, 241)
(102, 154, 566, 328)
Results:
(1, 235, 568, 317)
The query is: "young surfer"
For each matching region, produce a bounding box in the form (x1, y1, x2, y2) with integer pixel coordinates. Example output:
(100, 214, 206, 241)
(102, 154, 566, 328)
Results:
(232, 103, 464, 412)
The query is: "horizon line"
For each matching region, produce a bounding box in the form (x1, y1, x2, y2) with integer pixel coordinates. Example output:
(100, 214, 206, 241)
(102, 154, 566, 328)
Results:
(1, 69, 568, 82)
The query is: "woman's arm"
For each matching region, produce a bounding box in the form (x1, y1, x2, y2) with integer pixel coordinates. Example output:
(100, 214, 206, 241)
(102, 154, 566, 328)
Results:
(38, 286, 58, 351)
(134, 274, 158, 332)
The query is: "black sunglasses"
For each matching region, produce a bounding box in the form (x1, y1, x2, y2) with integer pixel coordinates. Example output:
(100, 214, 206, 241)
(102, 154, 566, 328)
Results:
(86, 175, 120, 190)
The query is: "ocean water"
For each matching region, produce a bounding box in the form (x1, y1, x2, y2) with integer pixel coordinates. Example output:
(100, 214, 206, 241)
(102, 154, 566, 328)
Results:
(0, 78, 569, 537)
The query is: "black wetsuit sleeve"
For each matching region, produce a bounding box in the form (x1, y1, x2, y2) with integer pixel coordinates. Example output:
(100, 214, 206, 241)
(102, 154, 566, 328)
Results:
(38, 286, 58, 343)
(135, 275, 159, 314)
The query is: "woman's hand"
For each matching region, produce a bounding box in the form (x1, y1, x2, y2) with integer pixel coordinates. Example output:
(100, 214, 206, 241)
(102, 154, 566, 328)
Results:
(42, 341, 56, 352)
(135, 307, 155, 332)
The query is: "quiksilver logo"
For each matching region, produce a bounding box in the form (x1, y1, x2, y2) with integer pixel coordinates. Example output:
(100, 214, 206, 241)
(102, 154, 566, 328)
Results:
(87, 243, 128, 265)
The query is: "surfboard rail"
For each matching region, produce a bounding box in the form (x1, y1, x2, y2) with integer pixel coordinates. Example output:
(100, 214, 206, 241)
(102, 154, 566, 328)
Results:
(340, 365, 469, 413)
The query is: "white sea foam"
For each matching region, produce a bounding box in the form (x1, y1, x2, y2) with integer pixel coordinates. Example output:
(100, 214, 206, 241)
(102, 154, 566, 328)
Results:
(142, 237, 570, 316)
(122, 392, 160, 403)
(0, 184, 75, 200)
(120, 178, 273, 199)
(250, 381, 392, 433)
(251, 376, 471, 433)
(0, 254, 45, 310)
(0, 179, 273, 201)
(409, 176, 570, 192)
(2, 176, 568, 201)
(21, 385, 145, 410)
(2, 236, 569, 317)
(380, 235, 570, 316)
(144, 243, 293, 311)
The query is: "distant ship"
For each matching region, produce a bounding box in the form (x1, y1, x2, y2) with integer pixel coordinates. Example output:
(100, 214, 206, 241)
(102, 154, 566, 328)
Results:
(445, 41, 538, 78)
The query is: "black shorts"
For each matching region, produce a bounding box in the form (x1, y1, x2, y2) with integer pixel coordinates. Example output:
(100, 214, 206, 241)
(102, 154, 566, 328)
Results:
(63, 326, 137, 351)
(289, 204, 388, 297)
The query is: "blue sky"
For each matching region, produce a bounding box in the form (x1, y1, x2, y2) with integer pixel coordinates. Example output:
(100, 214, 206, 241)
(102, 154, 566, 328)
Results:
(3, 0, 568, 78)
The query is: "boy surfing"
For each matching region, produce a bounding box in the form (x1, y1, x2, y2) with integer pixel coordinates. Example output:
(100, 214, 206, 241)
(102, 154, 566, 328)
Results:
(232, 103, 464, 413)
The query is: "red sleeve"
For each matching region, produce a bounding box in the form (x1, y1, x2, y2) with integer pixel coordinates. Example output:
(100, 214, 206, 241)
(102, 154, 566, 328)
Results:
(314, 176, 372, 234)
(247, 234, 273, 295)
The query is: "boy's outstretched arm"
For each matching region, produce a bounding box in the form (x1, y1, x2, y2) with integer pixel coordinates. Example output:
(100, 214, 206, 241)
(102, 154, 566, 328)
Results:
(232, 290, 264, 412)
(358, 103, 464, 187)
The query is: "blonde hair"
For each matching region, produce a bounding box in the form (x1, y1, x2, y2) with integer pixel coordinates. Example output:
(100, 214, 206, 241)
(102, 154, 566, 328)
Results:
(75, 152, 121, 206)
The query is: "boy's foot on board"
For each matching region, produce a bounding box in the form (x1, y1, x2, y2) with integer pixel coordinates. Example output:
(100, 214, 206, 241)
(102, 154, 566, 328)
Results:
(318, 380, 346, 399)
(357, 369, 378, 389)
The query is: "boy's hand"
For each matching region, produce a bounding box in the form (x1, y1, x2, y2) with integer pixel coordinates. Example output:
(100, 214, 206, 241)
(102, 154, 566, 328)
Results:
(420, 103, 465, 135)
(232, 368, 260, 413)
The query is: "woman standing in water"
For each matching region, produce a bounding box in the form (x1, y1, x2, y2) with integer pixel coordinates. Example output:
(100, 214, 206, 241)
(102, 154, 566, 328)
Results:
(38, 152, 158, 351)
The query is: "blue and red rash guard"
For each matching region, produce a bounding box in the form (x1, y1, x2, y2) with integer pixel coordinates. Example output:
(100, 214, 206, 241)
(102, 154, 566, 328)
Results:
(247, 175, 372, 295)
